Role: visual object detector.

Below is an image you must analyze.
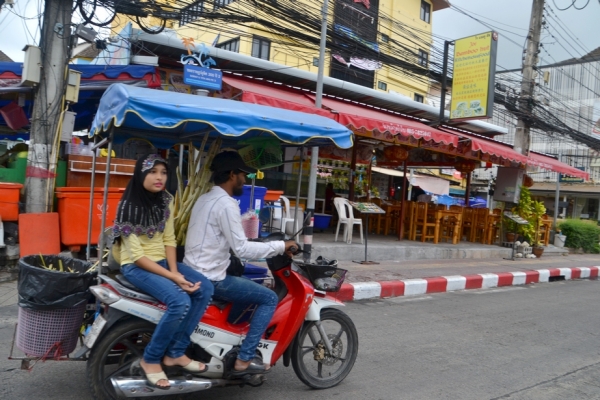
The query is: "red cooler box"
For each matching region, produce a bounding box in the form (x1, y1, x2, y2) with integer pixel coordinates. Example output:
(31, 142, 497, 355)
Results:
(55, 187, 124, 246)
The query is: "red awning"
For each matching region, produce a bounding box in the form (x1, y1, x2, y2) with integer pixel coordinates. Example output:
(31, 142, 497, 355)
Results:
(221, 75, 331, 117)
(450, 131, 589, 180)
(222, 75, 458, 146)
(317, 97, 457, 146)
(455, 132, 529, 165)
(528, 152, 589, 179)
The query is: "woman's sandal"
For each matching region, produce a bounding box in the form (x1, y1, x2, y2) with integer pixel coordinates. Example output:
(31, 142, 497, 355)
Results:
(130, 359, 170, 390)
(179, 360, 209, 374)
(163, 359, 209, 375)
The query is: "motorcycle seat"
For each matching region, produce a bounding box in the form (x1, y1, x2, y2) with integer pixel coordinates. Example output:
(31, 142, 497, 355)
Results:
(115, 274, 229, 309)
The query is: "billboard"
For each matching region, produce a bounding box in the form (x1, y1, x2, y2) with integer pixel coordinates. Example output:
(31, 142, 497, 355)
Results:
(450, 31, 498, 121)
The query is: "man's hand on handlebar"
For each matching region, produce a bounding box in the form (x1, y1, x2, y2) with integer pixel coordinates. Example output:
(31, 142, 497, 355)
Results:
(284, 240, 300, 257)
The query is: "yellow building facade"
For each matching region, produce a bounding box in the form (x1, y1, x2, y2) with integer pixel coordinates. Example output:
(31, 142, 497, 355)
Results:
(118, 0, 448, 102)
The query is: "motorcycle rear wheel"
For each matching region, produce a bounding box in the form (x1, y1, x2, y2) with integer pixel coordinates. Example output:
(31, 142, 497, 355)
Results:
(291, 308, 358, 389)
(86, 318, 155, 400)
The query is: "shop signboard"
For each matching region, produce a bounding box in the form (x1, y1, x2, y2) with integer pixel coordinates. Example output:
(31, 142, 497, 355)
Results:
(559, 167, 585, 183)
(450, 31, 498, 121)
(183, 64, 223, 91)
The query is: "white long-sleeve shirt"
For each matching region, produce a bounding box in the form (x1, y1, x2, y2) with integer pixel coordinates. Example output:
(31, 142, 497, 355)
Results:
(184, 186, 285, 281)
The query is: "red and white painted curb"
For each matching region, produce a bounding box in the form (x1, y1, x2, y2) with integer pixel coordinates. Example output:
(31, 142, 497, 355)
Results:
(331, 267, 600, 302)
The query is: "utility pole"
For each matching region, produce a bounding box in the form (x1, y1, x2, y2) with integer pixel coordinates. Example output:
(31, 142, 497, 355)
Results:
(513, 0, 545, 156)
(303, 0, 330, 262)
(25, 0, 72, 213)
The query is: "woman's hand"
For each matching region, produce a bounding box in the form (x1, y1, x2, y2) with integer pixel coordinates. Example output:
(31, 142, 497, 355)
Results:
(171, 272, 201, 293)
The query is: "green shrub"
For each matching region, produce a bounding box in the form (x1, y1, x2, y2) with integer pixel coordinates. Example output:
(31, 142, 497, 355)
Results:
(558, 219, 600, 253)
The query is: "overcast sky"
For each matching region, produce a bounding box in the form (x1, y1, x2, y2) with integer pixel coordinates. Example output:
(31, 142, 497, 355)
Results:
(0, 0, 599, 68)
(433, 0, 600, 70)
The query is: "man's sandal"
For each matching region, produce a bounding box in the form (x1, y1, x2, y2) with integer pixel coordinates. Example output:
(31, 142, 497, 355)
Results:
(130, 359, 170, 390)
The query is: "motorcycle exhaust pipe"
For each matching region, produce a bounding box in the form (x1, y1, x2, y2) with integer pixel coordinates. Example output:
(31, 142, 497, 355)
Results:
(111, 376, 213, 398)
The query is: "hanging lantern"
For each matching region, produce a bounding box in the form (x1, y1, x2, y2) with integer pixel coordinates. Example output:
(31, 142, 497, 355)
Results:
(455, 160, 477, 174)
(523, 174, 534, 187)
(383, 145, 409, 162)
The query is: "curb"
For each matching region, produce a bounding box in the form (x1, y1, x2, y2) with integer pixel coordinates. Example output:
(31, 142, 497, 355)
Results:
(332, 266, 600, 302)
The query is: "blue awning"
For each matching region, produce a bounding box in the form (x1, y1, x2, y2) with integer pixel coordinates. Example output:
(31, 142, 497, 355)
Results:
(89, 84, 354, 149)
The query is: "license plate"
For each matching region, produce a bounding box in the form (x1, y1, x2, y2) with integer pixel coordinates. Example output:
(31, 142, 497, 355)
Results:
(84, 314, 107, 349)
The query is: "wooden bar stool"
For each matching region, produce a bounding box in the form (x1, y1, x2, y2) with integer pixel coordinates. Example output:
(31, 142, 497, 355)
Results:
(538, 214, 553, 246)
(402, 201, 416, 239)
(471, 208, 490, 243)
(413, 202, 436, 242)
(461, 207, 476, 242)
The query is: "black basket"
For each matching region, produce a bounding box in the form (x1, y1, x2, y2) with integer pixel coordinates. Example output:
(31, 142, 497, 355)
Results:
(295, 261, 347, 292)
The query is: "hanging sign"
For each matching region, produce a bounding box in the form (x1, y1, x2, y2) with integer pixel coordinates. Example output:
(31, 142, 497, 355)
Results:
(450, 31, 498, 121)
(183, 64, 222, 91)
(180, 41, 223, 91)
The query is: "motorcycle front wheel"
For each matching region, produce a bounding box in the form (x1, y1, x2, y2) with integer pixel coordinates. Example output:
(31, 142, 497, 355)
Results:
(291, 308, 358, 389)
(86, 318, 155, 400)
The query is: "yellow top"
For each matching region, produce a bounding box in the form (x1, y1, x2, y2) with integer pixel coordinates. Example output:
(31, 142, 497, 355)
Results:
(117, 200, 177, 266)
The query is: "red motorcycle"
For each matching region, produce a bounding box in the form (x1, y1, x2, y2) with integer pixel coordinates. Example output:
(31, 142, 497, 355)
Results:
(83, 241, 358, 398)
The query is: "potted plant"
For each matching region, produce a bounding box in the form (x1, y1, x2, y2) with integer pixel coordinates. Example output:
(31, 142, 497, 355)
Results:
(532, 241, 544, 258)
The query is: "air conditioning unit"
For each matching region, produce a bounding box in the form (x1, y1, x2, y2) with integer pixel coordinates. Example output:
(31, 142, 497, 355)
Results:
(131, 55, 159, 66)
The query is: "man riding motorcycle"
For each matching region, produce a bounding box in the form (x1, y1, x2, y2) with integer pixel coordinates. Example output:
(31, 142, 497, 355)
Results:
(183, 150, 297, 375)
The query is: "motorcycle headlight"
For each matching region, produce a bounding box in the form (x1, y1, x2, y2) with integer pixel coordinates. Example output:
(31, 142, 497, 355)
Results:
(90, 285, 120, 304)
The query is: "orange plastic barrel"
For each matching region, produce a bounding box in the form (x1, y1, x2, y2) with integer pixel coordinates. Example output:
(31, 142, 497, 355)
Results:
(55, 187, 125, 246)
(0, 182, 23, 221)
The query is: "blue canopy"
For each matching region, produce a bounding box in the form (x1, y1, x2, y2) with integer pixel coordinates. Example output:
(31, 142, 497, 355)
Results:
(89, 83, 353, 149)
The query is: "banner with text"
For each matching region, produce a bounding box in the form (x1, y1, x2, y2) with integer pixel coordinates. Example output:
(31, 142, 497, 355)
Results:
(450, 31, 498, 121)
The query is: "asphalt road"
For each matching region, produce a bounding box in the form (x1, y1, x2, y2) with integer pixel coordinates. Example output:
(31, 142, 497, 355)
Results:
(2, 279, 600, 399)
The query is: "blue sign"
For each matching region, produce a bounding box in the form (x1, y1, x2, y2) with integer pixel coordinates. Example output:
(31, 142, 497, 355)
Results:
(183, 64, 222, 91)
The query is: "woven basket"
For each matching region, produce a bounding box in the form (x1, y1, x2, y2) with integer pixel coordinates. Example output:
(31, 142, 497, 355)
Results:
(16, 303, 86, 358)
(238, 140, 283, 170)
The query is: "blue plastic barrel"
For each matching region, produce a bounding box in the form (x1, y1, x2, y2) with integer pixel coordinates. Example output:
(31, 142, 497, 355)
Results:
(232, 185, 268, 214)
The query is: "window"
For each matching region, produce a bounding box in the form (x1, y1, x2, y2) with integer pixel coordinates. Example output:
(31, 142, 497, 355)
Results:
(214, 0, 235, 11)
(251, 36, 270, 60)
(313, 57, 319, 67)
(414, 93, 424, 103)
(420, 0, 431, 23)
(417, 49, 428, 67)
(179, 1, 204, 26)
(216, 37, 240, 53)
(381, 33, 389, 43)
(378, 81, 387, 91)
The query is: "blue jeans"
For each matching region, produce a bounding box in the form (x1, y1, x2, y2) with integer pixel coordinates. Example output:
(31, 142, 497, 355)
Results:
(122, 260, 214, 364)
(212, 276, 278, 361)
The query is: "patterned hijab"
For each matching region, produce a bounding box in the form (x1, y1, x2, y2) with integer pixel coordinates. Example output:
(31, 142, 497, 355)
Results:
(113, 154, 171, 239)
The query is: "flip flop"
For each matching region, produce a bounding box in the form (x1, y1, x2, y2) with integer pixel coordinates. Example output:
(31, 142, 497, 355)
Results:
(170, 360, 209, 374)
(130, 359, 170, 390)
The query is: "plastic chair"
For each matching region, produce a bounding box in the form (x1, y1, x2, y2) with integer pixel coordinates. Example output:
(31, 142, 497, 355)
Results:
(279, 196, 302, 237)
(333, 198, 363, 244)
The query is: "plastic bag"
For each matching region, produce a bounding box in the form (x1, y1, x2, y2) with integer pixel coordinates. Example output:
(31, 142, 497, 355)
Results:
(17, 255, 97, 310)
(241, 210, 260, 239)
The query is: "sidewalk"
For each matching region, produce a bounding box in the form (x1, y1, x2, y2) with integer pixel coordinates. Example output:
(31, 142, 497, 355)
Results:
(308, 232, 568, 262)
